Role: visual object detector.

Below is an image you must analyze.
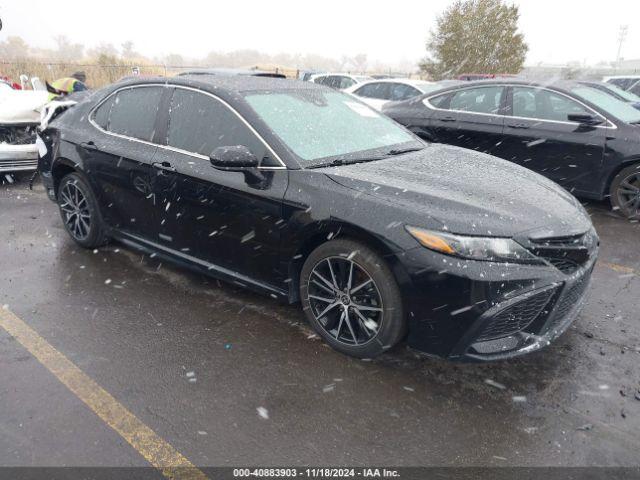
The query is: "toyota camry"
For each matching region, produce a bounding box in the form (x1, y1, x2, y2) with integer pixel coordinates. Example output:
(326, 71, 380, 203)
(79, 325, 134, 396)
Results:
(38, 76, 598, 361)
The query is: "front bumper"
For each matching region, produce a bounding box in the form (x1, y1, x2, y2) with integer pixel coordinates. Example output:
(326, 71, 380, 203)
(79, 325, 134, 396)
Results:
(0, 143, 39, 172)
(394, 244, 597, 361)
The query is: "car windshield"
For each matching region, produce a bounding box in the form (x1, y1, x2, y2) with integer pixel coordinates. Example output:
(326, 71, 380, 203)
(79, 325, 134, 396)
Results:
(571, 86, 640, 124)
(603, 83, 640, 103)
(245, 90, 419, 167)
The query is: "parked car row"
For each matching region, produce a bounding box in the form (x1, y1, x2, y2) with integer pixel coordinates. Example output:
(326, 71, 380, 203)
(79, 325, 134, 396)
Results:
(605, 75, 640, 96)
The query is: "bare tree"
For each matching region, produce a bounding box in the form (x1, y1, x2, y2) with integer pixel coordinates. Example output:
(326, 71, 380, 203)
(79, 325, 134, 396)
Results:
(53, 35, 84, 62)
(0, 36, 29, 59)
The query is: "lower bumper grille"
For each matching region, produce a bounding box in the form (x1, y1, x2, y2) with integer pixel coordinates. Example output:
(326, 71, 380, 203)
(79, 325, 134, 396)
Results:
(476, 287, 556, 341)
(544, 273, 591, 334)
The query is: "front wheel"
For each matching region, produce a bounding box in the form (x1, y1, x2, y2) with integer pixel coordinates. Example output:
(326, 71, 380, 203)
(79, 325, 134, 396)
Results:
(610, 164, 640, 219)
(300, 239, 406, 358)
(57, 172, 109, 248)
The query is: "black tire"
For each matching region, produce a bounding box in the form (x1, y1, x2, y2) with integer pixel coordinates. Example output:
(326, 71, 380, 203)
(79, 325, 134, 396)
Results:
(57, 172, 109, 248)
(610, 164, 640, 219)
(300, 239, 405, 358)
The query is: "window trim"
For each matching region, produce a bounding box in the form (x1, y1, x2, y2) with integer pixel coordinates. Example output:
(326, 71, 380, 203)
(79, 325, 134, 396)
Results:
(89, 83, 287, 170)
(423, 84, 616, 129)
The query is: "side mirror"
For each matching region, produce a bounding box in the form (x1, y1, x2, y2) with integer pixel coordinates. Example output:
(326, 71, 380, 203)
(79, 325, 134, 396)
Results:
(210, 145, 259, 171)
(567, 113, 603, 126)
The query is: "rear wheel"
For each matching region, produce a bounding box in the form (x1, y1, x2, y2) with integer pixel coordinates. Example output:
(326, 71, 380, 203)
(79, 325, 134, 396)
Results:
(300, 239, 405, 358)
(58, 173, 108, 248)
(610, 164, 640, 219)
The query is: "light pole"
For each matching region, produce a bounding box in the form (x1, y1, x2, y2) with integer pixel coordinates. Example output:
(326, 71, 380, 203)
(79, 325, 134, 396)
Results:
(616, 25, 628, 70)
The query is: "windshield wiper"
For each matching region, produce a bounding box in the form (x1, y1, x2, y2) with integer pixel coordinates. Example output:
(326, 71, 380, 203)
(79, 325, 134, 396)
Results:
(386, 146, 425, 156)
(309, 156, 383, 169)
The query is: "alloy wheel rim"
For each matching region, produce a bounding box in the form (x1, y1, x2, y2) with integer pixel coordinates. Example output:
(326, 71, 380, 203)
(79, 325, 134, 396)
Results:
(59, 182, 91, 240)
(618, 173, 640, 217)
(307, 256, 383, 346)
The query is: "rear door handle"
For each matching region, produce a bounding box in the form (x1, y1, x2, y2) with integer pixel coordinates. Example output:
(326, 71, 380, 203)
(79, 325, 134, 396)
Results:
(152, 161, 176, 173)
(80, 141, 98, 151)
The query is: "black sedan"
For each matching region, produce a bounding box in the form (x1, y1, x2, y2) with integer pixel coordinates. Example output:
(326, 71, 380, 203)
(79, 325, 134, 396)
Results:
(38, 76, 598, 361)
(383, 80, 640, 218)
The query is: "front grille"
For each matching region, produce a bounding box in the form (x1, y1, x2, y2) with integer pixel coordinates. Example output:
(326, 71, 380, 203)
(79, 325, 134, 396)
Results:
(551, 275, 590, 323)
(527, 231, 596, 275)
(476, 288, 555, 341)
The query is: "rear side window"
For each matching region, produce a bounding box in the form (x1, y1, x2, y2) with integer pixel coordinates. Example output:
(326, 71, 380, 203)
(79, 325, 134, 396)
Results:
(167, 89, 277, 166)
(389, 83, 421, 101)
(108, 87, 163, 141)
(355, 83, 389, 99)
(338, 77, 356, 89)
(449, 86, 504, 114)
(427, 93, 451, 108)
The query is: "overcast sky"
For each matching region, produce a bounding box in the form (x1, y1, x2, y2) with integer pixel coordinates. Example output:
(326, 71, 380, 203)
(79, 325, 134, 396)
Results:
(1, 0, 639, 66)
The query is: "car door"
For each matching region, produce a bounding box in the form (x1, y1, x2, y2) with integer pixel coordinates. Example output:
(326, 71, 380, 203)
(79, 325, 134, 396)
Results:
(497, 86, 605, 193)
(84, 85, 165, 237)
(149, 87, 289, 284)
(445, 85, 506, 155)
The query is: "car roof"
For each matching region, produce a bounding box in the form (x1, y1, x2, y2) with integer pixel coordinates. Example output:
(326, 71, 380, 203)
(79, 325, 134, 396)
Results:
(422, 78, 589, 93)
(345, 78, 435, 93)
(177, 68, 286, 78)
(111, 75, 325, 98)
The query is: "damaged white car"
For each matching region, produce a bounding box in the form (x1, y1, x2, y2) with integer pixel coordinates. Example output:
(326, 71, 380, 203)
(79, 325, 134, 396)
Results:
(0, 84, 48, 173)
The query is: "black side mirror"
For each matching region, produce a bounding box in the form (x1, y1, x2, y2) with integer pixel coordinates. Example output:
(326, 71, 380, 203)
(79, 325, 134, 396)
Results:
(567, 113, 603, 126)
(210, 145, 259, 171)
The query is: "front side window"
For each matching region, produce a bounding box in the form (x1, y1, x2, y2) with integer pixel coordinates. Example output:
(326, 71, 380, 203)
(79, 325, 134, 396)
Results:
(245, 90, 416, 167)
(512, 87, 589, 122)
(107, 87, 163, 142)
(167, 89, 276, 166)
(449, 86, 504, 114)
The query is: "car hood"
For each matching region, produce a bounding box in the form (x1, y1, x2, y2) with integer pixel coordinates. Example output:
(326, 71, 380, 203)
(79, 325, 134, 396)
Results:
(0, 89, 48, 124)
(321, 144, 593, 238)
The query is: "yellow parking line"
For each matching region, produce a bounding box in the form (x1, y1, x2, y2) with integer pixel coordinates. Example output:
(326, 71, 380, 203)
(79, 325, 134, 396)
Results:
(0, 307, 208, 480)
(600, 261, 636, 275)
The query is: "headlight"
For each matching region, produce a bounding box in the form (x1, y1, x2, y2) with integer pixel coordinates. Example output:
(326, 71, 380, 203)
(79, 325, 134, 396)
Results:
(406, 226, 540, 263)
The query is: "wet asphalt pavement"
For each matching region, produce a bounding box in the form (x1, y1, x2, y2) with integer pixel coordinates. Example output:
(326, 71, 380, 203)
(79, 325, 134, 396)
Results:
(1, 174, 639, 469)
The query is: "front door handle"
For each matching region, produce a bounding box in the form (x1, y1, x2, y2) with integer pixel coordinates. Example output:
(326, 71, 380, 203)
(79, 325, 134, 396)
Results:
(152, 161, 176, 173)
(80, 141, 98, 151)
